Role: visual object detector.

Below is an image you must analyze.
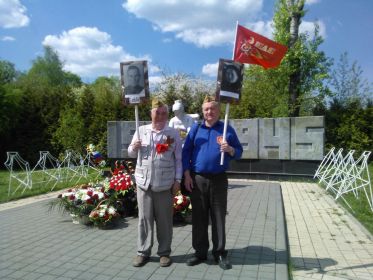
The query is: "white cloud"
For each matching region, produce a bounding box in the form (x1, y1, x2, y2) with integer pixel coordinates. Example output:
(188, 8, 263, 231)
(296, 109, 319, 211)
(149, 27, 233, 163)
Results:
(300, 20, 327, 38)
(176, 28, 233, 48)
(122, 0, 327, 48)
(42, 26, 153, 78)
(202, 62, 218, 78)
(0, 0, 30, 28)
(123, 0, 264, 47)
(247, 21, 274, 39)
(149, 75, 164, 87)
(1, 35, 15, 41)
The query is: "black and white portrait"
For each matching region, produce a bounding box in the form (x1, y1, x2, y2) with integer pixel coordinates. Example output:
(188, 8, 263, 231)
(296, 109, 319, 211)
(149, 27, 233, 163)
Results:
(125, 65, 144, 94)
(120, 61, 149, 104)
(216, 59, 243, 104)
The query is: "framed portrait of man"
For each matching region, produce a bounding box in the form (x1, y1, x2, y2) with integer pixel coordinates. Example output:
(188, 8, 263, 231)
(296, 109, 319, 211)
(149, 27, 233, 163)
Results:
(216, 59, 244, 104)
(120, 60, 149, 105)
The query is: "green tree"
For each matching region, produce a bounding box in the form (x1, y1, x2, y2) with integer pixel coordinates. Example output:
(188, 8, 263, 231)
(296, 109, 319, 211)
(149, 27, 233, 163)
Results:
(0, 86, 24, 164)
(330, 52, 372, 106)
(75, 85, 95, 141)
(88, 77, 122, 155)
(285, 0, 304, 116)
(231, 66, 289, 118)
(0, 60, 18, 83)
(53, 108, 85, 153)
(274, 0, 332, 116)
(325, 99, 372, 154)
(10, 46, 79, 163)
(320, 53, 373, 154)
(0, 60, 22, 139)
(231, 0, 332, 119)
(25, 46, 81, 88)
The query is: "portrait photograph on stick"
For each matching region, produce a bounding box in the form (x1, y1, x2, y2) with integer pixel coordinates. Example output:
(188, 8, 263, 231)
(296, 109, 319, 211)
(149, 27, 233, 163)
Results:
(120, 60, 149, 105)
(216, 59, 243, 104)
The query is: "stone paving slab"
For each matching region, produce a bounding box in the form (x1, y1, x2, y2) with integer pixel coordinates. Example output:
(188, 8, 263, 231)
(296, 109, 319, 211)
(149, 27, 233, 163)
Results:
(0, 181, 288, 280)
(4, 179, 373, 280)
(0, 191, 66, 212)
(281, 181, 373, 280)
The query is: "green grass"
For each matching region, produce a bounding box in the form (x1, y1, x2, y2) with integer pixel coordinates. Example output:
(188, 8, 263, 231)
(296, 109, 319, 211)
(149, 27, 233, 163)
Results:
(0, 168, 106, 204)
(288, 259, 294, 280)
(319, 162, 373, 235)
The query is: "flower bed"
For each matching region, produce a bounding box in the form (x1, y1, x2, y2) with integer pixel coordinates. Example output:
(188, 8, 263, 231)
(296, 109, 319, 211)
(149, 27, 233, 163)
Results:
(49, 160, 137, 228)
(49, 160, 193, 228)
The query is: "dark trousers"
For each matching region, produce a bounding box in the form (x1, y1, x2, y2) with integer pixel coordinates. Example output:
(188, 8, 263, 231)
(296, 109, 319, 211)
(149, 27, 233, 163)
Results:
(190, 172, 228, 259)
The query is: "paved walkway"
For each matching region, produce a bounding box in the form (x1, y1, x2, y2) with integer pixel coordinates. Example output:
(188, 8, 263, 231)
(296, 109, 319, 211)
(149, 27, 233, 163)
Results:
(282, 181, 373, 280)
(0, 180, 288, 280)
(1, 180, 373, 280)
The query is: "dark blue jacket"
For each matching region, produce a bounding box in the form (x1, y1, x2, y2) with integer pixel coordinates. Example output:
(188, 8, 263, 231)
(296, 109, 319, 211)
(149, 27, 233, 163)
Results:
(182, 121, 243, 174)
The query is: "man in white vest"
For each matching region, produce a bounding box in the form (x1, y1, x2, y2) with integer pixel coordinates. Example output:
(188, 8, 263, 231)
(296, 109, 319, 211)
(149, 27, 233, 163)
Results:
(128, 98, 182, 267)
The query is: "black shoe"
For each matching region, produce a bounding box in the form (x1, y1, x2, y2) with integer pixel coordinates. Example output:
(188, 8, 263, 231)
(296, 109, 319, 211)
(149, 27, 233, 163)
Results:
(186, 256, 206, 266)
(214, 255, 232, 270)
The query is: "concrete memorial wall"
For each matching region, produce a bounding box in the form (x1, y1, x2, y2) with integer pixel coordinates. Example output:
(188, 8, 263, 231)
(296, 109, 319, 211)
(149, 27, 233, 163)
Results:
(108, 116, 324, 162)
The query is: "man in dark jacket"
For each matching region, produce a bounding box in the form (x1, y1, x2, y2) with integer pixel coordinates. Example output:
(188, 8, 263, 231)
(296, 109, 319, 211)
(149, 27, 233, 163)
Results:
(182, 95, 243, 270)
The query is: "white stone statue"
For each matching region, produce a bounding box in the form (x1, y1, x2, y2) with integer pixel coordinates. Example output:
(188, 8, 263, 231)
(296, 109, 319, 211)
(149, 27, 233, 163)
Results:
(169, 100, 197, 142)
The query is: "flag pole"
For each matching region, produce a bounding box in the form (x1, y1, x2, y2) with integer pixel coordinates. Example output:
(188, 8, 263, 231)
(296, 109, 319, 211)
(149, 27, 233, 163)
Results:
(135, 104, 141, 166)
(220, 103, 230, 165)
(220, 21, 239, 165)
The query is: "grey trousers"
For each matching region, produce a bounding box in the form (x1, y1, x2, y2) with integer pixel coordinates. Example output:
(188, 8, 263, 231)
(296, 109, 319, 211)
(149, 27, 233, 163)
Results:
(136, 187, 173, 257)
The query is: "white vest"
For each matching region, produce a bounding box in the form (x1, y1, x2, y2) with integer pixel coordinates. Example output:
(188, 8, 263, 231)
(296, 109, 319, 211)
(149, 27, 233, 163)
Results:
(134, 125, 178, 192)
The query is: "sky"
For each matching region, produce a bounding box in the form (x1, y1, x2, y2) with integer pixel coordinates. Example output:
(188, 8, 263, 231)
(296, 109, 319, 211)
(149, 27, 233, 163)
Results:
(0, 0, 372, 86)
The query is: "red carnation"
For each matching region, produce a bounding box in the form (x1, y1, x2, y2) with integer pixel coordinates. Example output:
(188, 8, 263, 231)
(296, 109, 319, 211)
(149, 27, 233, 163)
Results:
(156, 143, 169, 154)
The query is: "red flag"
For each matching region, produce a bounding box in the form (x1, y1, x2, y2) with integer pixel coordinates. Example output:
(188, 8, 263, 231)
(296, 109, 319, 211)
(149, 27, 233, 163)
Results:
(234, 24, 287, 69)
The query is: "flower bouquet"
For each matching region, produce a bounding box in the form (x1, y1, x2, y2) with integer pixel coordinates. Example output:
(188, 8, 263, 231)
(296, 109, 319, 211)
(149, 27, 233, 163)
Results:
(106, 160, 137, 217)
(89, 201, 121, 229)
(49, 183, 107, 225)
(49, 160, 139, 228)
(173, 191, 192, 224)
